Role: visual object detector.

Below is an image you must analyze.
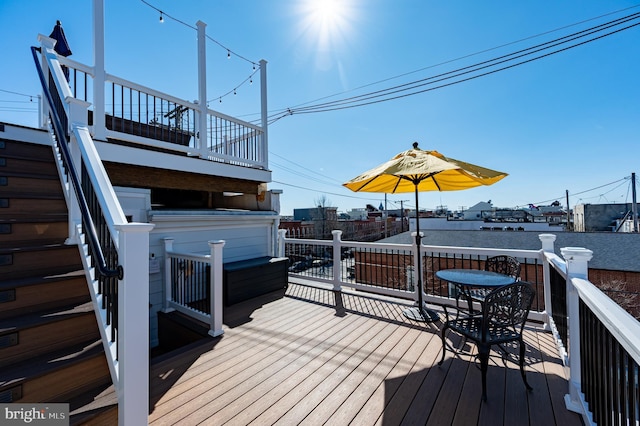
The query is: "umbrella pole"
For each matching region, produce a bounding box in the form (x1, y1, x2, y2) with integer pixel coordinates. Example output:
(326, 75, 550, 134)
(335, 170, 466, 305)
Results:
(402, 185, 439, 323)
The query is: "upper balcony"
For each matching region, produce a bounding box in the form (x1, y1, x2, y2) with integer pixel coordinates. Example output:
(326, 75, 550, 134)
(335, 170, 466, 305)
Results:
(37, 20, 271, 203)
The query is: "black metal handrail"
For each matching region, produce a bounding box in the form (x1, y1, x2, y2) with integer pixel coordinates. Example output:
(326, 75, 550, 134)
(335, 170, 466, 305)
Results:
(31, 46, 122, 281)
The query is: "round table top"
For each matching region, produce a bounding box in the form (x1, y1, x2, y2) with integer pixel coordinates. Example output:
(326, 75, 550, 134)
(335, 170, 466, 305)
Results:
(435, 269, 516, 288)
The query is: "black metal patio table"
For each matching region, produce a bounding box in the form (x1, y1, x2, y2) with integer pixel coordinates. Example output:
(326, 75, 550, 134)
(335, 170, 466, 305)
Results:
(436, 269, 516, 315)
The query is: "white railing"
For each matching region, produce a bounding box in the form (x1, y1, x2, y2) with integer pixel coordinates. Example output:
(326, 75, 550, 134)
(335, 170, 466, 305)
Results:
(277, 229, 547, 321)
(54, 52, 267, 171)
(542, 239, 640, 426)
(162, 238, 225, 337)
(38, 35, 154, 426)
(279, 229, 640, 425)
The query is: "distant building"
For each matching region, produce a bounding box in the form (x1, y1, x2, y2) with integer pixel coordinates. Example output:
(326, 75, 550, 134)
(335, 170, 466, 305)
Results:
(293, 206, 338, 222)
(345, 208, 369, 220)
(574, 203, 639, 232)
(462, 201, 492, 220)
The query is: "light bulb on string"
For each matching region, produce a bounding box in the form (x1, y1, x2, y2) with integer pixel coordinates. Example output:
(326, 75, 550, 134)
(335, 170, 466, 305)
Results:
(227, 50, 231, 59)
(219, 97, 222, 103)
(249, 77, 252, 85)
(233, 88, 237, 95)
(159, 11, 164, 23)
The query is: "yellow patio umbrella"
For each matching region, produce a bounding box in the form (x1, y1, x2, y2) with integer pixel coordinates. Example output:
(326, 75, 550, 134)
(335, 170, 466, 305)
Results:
(343, 142, 508, 322)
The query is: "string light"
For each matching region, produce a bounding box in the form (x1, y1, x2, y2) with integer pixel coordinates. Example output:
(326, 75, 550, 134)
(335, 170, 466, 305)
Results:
(140, 1, 257, 65)
(208, 64, 261, 104)
(138, 0, 264, 104)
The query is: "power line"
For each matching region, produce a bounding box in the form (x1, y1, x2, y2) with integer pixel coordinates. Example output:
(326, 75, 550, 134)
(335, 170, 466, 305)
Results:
(272, 180, 384, 203)
(513, 177, 630, 209)
(270, 151, 345, 185)
(267, 4, 640, 117)
(263, 11, 640, 123)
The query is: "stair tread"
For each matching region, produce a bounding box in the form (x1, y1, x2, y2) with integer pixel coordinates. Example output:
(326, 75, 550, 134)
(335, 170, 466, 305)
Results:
(0, 339, 104, 388)
(0, 300, 95, 333)
(0, 170, 60, 180)
(0, 191, 65, 200)
(0, 139, 54, 161)
(0, 241, 75, 253)
(68, 383, 117, 421)
(0, 268, 85, 290)
(0, 214, 68, 223)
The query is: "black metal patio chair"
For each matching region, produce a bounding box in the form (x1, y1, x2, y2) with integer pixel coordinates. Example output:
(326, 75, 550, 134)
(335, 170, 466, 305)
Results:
(439, 281, 536, 401)
(469, 255, 521, 302)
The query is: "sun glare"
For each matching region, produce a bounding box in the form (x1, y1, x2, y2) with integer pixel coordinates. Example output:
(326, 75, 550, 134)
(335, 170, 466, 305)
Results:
(298, 0, 355, 51)
(313, 0, 343, 23)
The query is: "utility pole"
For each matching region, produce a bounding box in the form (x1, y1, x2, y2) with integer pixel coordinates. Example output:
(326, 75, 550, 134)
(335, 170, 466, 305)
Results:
(384, 194, 388, 238)
(566, 190, 571, 231)
(565, 189, 573, 231)
(632, 172, 638, 233)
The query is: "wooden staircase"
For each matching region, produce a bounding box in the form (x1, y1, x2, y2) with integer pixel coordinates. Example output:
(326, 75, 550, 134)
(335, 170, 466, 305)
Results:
(0, 138, 117, 424)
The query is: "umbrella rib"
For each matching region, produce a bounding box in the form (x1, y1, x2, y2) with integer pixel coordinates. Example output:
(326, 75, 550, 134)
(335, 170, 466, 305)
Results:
(430, 174, 443, 191)
(391, 176, 404, 193)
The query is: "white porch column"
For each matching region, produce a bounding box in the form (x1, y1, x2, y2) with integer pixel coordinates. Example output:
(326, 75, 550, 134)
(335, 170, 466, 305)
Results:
(116, 222, 154, 426)
(560, 246, 593, 416)
(163, 238, 175, 312)
(38, 36, 54, 129)
(92, 0, 106, 140)
(539, 233, 556, 331)
(331, 230, 343, 291)
(65, 98, 91, 246)
(208, 240, 225, 337)
(277, 229, 287, 258)
(259, 59, 268, 168)
(196, 21, 208, 154)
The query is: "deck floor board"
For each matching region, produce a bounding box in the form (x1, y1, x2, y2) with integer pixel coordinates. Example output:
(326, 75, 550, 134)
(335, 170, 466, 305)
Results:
(148, 283, 584, 426)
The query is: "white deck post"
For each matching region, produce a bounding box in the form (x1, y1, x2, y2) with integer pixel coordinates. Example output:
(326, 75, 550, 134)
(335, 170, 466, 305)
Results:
(116, 222, 154, 426)
(38, 36, 53, 130)
(65, 99, 92, 246)
(208, 240, 225, 337)
(560, 246, 593, 417)
(331, 230, 343, 291)
(163, 237, 175, 312)
(196, 21, 208, 155)
(539, 233, 556, 331)
(92, 0, 106, 140)
(259, 59, 268, 168)
(277, 229, 287, 258)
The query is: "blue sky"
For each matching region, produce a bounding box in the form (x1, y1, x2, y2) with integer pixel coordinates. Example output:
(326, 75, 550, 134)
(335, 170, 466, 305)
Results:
(1, 1, 639, 216)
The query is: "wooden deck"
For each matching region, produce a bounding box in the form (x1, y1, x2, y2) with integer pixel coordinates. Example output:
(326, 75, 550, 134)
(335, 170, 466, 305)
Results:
(148, 283, 584, 425)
